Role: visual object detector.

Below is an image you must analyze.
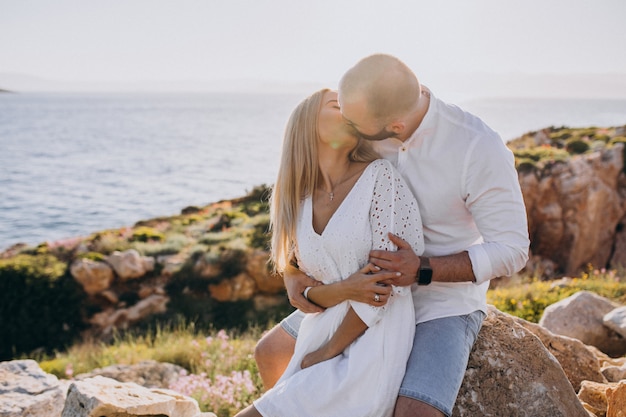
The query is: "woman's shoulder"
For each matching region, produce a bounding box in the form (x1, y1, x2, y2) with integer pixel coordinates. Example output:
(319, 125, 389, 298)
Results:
(366, 158, 398, 177)
(366, 158, 394, 171)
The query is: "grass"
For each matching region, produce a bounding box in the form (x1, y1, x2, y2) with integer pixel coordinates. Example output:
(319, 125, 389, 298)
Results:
(487, 267, 626, 323)
(29, 268, 626, 416)
(37, 322, 266, 417)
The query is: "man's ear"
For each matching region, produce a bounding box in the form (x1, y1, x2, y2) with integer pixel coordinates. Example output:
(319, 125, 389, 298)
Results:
(388, 121, 406, 135)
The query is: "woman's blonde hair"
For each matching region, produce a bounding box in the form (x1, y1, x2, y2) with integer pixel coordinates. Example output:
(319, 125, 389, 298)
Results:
(270, 89, 380, 272)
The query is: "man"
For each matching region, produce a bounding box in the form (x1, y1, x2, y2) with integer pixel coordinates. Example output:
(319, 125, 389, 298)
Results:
(255, 54, 530, 417)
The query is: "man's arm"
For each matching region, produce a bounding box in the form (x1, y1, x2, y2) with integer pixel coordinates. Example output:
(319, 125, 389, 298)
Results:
(284, 263, 400, 312)
(369, 233, 475, 287)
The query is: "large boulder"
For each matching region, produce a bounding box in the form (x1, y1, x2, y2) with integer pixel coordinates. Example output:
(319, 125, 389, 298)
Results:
(106, 249, 155, 281)
(539, 291, 626, 356)
(0, 360, 216, 417)
(61, 376, 203, 417)
(0, 359, 68, 417)
(88, 294, 169, 337)
(603, 305, 626, 339)
(511, 315, 606, 391)
(70, 258, 115, 295)
(452, 306, 589, 417)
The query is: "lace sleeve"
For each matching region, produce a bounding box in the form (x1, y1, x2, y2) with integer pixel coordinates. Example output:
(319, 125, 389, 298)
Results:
(351, 160, 424, 327)
(370, 160, 424, 256)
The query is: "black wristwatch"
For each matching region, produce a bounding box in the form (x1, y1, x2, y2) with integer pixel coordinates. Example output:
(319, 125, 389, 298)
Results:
(416, 257, 432, 286)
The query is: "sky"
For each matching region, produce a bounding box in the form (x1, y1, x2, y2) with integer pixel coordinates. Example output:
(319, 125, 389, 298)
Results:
(1, 0, 626, 99)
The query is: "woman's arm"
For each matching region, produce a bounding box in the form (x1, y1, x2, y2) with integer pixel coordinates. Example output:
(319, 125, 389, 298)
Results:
(285, 264, 399, 311)
(305, 264, 399, 308)
(301, 306, 367, 369)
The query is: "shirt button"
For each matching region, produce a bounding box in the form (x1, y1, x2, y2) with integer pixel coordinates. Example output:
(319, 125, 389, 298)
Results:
(401, 147, 406, 152)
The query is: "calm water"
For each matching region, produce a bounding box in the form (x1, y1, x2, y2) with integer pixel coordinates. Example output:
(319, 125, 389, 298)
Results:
(1, 92, 625, 250)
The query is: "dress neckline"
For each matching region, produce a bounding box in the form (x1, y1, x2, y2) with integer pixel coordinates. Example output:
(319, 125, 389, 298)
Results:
(309, 161, 376, 236)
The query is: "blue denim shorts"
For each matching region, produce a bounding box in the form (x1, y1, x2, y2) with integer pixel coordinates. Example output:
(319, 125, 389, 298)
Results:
(280, 309, 485, 417)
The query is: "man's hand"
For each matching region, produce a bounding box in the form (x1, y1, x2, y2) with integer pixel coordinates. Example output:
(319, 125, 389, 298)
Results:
(283, 266, 324, 313)
(369, 233, 420, 287)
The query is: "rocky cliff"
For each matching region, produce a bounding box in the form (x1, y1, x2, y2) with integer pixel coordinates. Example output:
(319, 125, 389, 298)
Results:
(1, 125, 626, 358)
(513, 127, 626, 276)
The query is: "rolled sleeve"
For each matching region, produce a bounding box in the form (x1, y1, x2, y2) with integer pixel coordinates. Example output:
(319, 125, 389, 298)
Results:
(467, 244, 492, 285)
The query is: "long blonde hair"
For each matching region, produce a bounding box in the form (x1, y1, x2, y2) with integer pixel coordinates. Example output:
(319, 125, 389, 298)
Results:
(270, 89, 380, 272)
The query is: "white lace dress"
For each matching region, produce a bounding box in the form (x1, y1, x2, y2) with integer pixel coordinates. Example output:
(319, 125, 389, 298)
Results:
(254, 159, 424, 417)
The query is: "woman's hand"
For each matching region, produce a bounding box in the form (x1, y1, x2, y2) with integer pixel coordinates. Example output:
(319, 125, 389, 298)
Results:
(369, 233, 420, 287)
(301, 345, 335, 369)
(284, 265, 324, 313)
(340, 263, 398, 306)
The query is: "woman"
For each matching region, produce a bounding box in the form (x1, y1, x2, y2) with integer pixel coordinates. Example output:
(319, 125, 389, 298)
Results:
(236, 89, 424, 417)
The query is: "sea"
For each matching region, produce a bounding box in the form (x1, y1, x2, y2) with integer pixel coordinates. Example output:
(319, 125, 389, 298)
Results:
(1, 92, 626, 251)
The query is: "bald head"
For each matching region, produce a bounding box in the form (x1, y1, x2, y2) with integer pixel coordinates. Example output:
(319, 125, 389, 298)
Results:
(339, 54, 421, 124)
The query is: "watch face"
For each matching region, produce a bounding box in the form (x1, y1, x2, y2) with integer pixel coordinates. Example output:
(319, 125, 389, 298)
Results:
(418, 267, 433, 285)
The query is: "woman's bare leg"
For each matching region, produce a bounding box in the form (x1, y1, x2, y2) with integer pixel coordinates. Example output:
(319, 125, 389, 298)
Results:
(254, 324, 296, 389)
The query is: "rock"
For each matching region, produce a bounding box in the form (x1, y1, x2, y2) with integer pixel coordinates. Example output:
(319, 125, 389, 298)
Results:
(520, 145, 626, 275)
(245, 250, 285, 293)
(107, 249, 155, 280)
(452, 306, 589, 417)
(74, 360, 185, 388)
(602, 362, 626, 382)
(610, 214, 626, 268)
(209, 272, 256, 302)
(61, 375, 201, 417)
(578, 380, 615, 416)
(607, 380, 626, 417)
(539, 291, 626, 356)
(511, 316, 607, 391)
(70, 258, 115, 295)
(159, 253, 187, 277)
(194, 254, 223, 279)
(89, 294, 169, 336)
(604, 306, 626, 339)
(0, 359, 68, 417)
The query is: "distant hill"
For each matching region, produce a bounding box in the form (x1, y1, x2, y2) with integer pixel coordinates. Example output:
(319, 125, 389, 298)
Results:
(1, 72, 626, 99)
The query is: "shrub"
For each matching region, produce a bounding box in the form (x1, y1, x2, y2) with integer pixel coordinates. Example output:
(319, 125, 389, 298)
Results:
(77, 251, 106, 262)
(247, 214, 270, 250)
(594, 134, 611, 143)
(515, 158, 537, 173)
(0, 254, 85, 360)
(566, 139, 590, 155)
(512, 146, 570, 168)
(609, 136, 626, 146)
(131, 233, 192, 256)
(88, 230, 132, 254)
(131, 226, 165, 243)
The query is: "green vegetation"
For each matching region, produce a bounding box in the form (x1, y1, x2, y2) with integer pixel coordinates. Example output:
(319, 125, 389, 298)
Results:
(0, 253, 85, 360)
(26, 267, 625, 416)
(37, 323, 264, 417)
(3, 125, 626, 412)
(508, 125, 626, 172)
(487, 267, 626, 323)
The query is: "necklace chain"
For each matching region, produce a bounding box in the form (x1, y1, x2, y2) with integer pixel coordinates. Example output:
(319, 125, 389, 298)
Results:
(321, 165, 359, 202)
